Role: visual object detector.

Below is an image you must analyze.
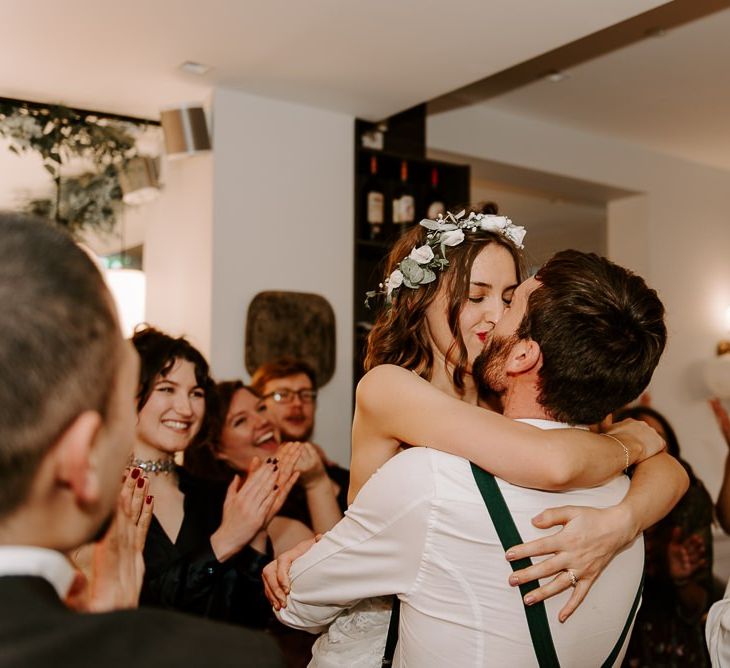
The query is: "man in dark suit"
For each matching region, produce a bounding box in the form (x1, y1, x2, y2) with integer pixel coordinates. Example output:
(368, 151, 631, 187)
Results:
(0, 213, 283, 668)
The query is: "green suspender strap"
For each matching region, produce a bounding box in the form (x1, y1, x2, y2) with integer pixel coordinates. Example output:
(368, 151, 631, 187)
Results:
(471, 462, 561, 668)
(470, 463, 643, 668)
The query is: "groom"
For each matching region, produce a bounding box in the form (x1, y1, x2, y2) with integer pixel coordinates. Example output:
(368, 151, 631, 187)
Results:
(270, 250, 673, 666)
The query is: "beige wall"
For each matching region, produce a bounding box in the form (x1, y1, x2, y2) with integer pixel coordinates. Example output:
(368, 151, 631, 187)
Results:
(210, 88, 354, 465)
(144, 153, 214, 356)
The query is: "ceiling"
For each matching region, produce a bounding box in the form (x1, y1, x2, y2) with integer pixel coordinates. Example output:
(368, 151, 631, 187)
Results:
(0, 0, 664, 121)
(481, 5, 730, 171)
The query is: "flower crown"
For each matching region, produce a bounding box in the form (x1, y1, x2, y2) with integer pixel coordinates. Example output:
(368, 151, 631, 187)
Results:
(365, 210, 526, 307)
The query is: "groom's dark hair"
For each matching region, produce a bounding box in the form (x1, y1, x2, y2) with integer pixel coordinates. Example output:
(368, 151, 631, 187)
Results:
(518, 250, 666, 425)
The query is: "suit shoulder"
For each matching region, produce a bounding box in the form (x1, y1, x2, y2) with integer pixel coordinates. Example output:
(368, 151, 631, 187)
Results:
(81, 608, 284, 667)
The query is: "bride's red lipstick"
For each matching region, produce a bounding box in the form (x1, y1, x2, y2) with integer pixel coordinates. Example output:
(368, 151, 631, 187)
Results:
(477, 332, 488, 343)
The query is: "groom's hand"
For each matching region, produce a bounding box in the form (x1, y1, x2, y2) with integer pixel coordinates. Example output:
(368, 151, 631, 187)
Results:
(262, 535, 321, 611)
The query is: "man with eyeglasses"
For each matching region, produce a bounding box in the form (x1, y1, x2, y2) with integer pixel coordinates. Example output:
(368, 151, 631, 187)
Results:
(252, 358, 319, 444)
(252, 357, 350, 523)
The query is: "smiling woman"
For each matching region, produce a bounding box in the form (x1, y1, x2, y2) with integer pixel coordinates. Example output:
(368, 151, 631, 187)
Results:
(129, 326, 306, 629)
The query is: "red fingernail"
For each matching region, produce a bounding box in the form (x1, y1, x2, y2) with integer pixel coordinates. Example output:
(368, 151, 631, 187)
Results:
(137, 477, 145, 488)
(146, 495, 153, 504)
(131, 468, 141, 479)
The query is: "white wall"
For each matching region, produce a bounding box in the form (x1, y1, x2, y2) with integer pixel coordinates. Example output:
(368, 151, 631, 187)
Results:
(210, 88, 354, 465)
(470, 178, 607, 271)
(144, 153, 214, 356)
(428, 105, 730, 499)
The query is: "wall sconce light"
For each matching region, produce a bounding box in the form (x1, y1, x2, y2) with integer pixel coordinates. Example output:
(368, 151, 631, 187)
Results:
(160, 104, 211, 158)
(118, 156, 160, 205)
(719, 306, 730, 356)
(105, 267, 146, 338)
(77, 242, 146, 338)
(704, 306, 730, 398)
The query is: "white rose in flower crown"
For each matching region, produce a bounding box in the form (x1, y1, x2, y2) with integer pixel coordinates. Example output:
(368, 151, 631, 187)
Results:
(479, 215, 511, 233)
(440, 229, 465, 247)
(385, 268, 404, 296)
(504, 225, 527, 248)
(409, 244, 435, 265)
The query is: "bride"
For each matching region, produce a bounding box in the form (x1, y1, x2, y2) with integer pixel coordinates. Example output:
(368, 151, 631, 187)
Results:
(265, 207, 686, 666)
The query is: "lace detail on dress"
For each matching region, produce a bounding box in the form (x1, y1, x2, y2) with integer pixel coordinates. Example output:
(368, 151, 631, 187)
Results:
(309, 596, 393, 668)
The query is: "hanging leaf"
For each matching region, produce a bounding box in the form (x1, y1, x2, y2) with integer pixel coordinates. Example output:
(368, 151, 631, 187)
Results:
(0, 99, 144, 235)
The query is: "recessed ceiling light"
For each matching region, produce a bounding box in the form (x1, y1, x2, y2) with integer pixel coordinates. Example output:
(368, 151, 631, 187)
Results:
(179, 61, 211, 76)
(545, 70, 569, 83)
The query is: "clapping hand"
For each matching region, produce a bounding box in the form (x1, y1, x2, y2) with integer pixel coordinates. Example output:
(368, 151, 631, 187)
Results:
(251, 443, 302, 525)
(210, 459, 279, 562)
(288, 441, 328, 490)
(86, 467, 154, 611)
(667, 527, 706, 582)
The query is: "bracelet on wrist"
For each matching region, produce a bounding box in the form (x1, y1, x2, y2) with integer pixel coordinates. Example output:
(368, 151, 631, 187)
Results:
(602, 433, 630, 472)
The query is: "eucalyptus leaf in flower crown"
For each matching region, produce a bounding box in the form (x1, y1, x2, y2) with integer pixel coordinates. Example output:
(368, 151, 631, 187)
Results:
(365, 210, 526, 308)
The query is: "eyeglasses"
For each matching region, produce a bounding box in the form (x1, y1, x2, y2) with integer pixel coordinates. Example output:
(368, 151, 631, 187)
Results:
(263, 389, 318, 404)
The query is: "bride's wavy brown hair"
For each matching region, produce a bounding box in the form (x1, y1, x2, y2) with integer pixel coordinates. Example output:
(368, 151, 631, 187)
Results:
(364, 202, 526, 396)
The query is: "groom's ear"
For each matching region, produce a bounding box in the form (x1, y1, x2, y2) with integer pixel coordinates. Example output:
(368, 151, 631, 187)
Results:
(506, 339, 542, 375)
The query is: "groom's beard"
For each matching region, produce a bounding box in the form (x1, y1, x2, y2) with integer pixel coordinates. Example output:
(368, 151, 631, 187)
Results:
(473, 333, 519, 398)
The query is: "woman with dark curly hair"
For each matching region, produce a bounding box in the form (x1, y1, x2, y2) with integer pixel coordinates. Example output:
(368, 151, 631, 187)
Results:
(131, 326, 298, 626)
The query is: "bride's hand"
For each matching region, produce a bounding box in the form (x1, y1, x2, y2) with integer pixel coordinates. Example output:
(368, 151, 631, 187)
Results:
(606, 418, 665, 463)
(262, 535, 321, 610)
(504, 504, 636, 622)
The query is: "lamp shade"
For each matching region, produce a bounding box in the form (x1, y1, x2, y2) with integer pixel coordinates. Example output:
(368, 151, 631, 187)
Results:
(704, 354, 730, 399)
(118, 156, 160, 205)
(160, 105, 211, 158)
(105, 268, 146, 338)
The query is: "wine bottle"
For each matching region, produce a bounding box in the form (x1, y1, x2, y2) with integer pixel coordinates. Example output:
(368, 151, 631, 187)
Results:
(363, 156, 384, 239)
(426, 167, 446, 219)
(392, 160, 415, 234)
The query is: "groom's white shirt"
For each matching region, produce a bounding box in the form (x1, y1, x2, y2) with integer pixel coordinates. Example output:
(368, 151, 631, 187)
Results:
(277, 419, 644, 667)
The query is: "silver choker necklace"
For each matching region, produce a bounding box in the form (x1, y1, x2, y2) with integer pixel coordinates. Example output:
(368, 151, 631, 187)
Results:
(129, 457, 177, 475)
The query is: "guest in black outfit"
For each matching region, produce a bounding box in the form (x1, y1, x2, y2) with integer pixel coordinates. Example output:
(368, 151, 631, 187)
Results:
(186, 380, 342, 537)
(186, 381, 330, 667)
(617, 406, 714, 668)
(0, 213, 282, 667)
(131, 327, 298, 626)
